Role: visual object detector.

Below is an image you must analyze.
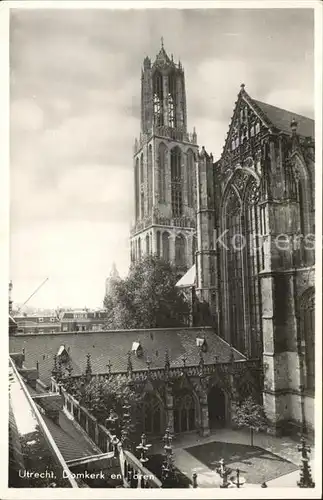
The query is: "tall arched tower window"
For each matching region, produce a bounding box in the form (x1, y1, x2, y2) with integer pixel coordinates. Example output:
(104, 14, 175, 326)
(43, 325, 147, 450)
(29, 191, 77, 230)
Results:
(171, 147, 182, 218)
(140, 154, 144, 184)
(145, 234, 150, 254)
(158, 143, 167, 203)
(187, 149, 195, 208)
(135, 158, 139, 221)
(147, 145, 153, 214)
(168, 72, 177, 128)
(153, 71, 163, 127)
(300, 289, 315, 392)
(175, 234, 186, 268)
(162, 232, 170, 262)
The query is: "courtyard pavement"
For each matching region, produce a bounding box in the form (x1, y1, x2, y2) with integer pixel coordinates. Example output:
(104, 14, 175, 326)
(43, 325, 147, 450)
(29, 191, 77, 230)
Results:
(151, 427, 316, 488)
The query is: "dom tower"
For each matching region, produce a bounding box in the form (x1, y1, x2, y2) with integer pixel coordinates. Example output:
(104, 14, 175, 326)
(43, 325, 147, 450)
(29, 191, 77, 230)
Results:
(130, 42, 198, 276)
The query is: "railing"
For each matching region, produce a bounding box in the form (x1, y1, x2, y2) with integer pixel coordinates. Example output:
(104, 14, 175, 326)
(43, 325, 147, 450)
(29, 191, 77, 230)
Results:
(131, 214, 196, 236)
(9, 358, 78, 488)
(54, 383, 161, 488)
(134, 127, 197, 152)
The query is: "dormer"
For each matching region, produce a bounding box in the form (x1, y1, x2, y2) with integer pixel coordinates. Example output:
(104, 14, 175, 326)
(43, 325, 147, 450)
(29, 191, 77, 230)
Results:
(132, 341, 143, 357)
(196, 337, 207, 352)
(57, 344, 69, 363)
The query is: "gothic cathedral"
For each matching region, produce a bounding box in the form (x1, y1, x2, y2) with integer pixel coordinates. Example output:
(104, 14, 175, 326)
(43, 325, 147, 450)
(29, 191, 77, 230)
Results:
(130, 45, 315, 435)
(130, 43, 198, 277)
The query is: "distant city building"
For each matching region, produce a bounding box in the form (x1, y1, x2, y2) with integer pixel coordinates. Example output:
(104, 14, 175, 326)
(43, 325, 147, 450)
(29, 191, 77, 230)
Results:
(60, 309, 108, 333)
(13, 315, 61, 335)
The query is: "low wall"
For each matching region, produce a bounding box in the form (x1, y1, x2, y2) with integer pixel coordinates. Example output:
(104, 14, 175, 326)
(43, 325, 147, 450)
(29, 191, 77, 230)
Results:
(51, 378, 161, 488)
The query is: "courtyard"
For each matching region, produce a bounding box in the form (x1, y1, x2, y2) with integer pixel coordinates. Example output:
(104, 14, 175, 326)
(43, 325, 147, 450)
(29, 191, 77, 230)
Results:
(185, 441, 298, 484)
(151, 427, 315, 488)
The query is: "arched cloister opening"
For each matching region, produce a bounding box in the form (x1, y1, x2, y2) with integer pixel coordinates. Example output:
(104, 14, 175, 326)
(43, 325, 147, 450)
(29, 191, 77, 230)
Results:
(139, 393, 165, 435)
(207, 386, 226, 429)
(173, 389, 197, 433)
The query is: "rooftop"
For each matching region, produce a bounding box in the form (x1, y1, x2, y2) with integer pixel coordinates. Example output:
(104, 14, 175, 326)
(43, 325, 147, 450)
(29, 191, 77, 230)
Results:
(253, 99, 314, 138)
(9, 327, 245, 387)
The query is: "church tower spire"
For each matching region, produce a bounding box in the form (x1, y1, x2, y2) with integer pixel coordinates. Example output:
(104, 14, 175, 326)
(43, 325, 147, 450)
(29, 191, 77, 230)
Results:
(130, 44, 199, 277)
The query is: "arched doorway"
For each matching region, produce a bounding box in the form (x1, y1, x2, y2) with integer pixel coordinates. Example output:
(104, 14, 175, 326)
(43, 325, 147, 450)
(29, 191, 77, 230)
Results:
(208, 386, 226, 428)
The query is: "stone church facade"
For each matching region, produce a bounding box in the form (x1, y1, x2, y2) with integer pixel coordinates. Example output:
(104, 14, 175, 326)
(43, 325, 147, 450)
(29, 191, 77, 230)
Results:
(129, 45, 315, 436)
(196, 85, 315, 434)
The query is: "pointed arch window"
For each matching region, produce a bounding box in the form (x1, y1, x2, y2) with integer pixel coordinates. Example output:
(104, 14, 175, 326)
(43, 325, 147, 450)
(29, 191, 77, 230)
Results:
(175, 234, 186, 268)
(158, 143, 167, 203)
(147, 145, 153, 214)
(153, 71, 163, 127)
(140, 154, 144, 184)
(187, 149, 195, 208)
(140, 192, 144, 219)
(224, 189, 245, 352)
(222, 175, 262, 357)
(244, 178, 262, 357)
(171, 147, 182, 218)
(168, 94, 175, 128)
(135, 158, 139, 221)
(168, 72, 177, 128)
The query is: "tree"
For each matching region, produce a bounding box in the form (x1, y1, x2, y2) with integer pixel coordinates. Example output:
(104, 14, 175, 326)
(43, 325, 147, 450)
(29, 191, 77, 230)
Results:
(232, 396, 267, 446)
(103, 255, 190, 329)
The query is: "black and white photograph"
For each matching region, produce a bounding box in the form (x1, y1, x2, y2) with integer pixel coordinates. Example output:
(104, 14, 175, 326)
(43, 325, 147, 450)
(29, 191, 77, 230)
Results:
(2, 1, 322, 497)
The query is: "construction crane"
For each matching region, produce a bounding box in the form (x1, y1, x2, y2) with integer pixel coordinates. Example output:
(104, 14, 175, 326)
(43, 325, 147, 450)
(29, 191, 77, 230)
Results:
(16, 277, 49, 314)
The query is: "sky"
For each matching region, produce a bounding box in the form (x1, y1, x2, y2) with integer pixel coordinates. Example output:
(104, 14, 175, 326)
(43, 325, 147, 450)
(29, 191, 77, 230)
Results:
(9, 7, 314, 310)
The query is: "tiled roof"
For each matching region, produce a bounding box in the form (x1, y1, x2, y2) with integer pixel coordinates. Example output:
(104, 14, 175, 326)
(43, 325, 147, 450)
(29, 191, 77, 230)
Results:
(42, 411, 98, 462)
(9, 327, 245, 386)
(253, 99, 314, 138)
